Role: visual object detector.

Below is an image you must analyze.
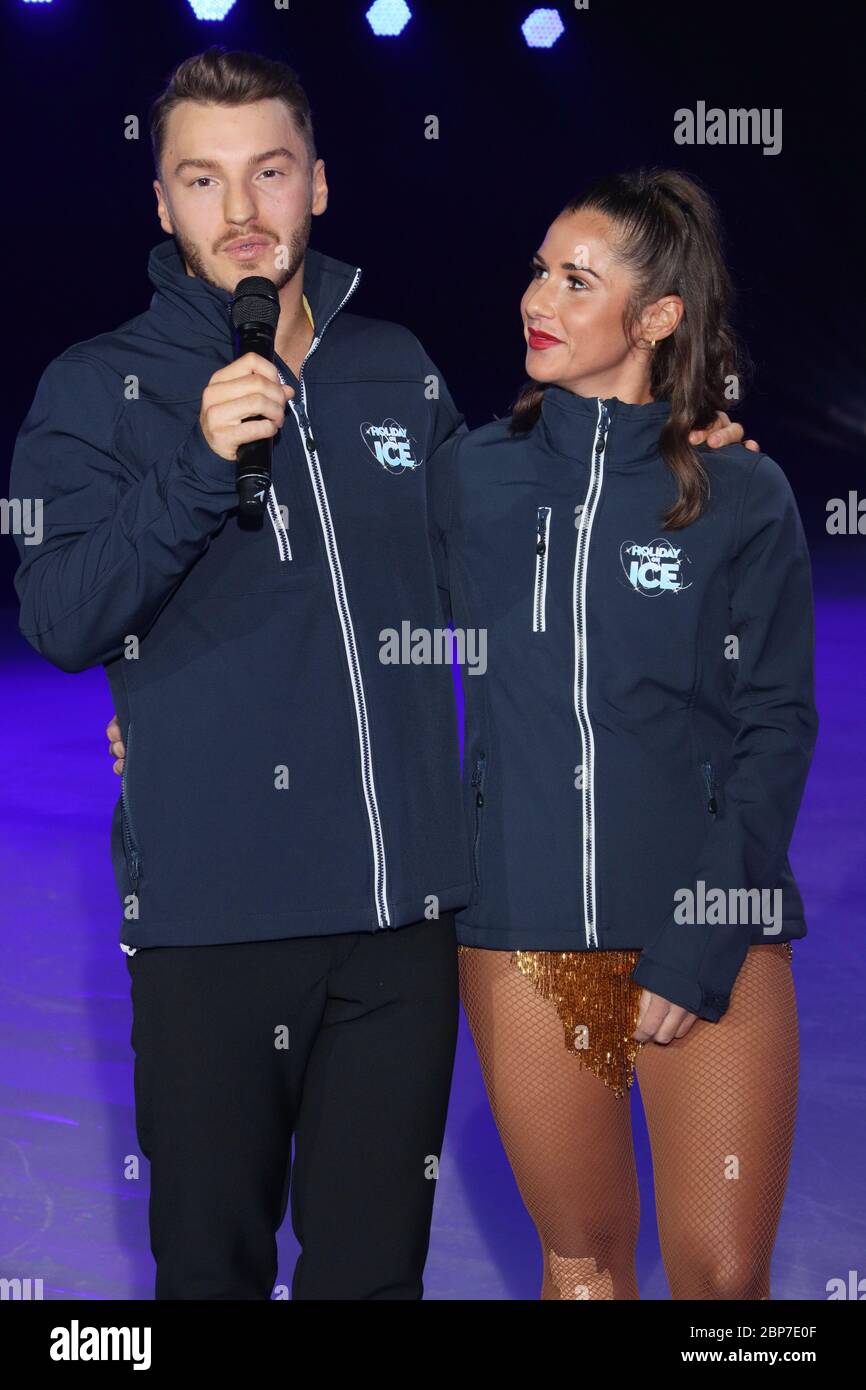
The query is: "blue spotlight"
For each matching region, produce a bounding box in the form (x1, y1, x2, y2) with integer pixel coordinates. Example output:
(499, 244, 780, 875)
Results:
(366, 0, 412, 37)
(522, 8, 565, 48)
(187, 0, 239, 19)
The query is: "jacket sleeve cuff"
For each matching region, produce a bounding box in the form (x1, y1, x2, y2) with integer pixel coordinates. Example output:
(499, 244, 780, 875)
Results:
(178, 418, 240, 490)
(630, 955, 730, 1023)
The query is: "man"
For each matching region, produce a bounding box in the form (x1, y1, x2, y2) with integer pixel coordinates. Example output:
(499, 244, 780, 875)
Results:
(10, 46, 755, 1300)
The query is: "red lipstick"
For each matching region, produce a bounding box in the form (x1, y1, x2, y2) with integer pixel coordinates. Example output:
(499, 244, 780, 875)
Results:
(528, 327, 563, 351)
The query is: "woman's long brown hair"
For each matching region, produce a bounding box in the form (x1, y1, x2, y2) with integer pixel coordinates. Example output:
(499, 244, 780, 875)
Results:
(510, 169, 749, 529)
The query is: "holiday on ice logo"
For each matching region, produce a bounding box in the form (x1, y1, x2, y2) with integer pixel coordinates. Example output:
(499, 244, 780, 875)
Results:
(360, 419, 423, 474)
(620, 538, 693, 596)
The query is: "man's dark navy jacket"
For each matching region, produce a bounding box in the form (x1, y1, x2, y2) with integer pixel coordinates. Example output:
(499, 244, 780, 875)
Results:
(10, 238, 472, 947)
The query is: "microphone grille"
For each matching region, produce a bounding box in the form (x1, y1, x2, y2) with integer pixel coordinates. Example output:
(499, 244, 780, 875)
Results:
(230, 276, 280, 330)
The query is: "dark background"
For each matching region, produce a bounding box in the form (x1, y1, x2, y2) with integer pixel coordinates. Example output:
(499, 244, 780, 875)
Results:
(3, 0, 864, 591)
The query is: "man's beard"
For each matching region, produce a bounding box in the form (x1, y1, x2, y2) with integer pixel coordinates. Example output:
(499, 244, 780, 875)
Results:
(174, 202, 313, 292)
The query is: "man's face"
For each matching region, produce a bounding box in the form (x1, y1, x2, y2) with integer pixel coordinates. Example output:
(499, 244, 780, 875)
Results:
(153, 97, 328, 293)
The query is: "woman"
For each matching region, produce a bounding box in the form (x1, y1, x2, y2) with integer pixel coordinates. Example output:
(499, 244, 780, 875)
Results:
(431, 169, 818, 1300)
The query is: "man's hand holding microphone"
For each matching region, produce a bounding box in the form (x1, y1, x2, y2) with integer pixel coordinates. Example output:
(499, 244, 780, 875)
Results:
(200, 351, 294, 462)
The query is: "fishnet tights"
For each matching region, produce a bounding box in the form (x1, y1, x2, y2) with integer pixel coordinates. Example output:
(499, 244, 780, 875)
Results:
(458, 942, 798, 1300)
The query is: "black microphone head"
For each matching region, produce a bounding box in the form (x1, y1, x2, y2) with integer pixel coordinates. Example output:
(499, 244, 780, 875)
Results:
(230, 276, 281, 331)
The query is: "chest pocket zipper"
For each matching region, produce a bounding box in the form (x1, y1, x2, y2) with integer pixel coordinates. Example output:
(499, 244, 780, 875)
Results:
(121, 722, 143, 886)
(470, 752, 487, 887)
(533, 507, 552, 632)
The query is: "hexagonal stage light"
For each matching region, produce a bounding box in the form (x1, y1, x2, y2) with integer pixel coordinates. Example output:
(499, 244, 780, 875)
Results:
(366, 0, 413, 38)
(522, 8, 565, 48)
(187, 0, 239, 19)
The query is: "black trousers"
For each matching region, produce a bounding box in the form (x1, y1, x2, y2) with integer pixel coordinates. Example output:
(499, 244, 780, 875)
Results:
(124, 911, 459, 1299)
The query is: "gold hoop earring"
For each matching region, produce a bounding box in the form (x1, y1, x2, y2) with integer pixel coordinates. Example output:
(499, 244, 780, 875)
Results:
(650, 338, 656, 348)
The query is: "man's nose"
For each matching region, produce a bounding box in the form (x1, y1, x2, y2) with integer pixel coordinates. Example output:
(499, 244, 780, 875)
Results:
(222, 185, 259, 223)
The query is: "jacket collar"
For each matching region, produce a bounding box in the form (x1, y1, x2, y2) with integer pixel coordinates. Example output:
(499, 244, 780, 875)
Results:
(539, 383, 672, 470)
(146, 236, 362, 347)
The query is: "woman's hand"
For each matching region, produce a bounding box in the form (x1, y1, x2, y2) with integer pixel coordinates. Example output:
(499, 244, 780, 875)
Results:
(633, 988, 699, 1044)
(106, 714, 125, 775)
(689, 411, 760, 451)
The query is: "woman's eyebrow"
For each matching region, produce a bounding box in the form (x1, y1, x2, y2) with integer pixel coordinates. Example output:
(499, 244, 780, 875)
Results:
(533, 252, 602, 280)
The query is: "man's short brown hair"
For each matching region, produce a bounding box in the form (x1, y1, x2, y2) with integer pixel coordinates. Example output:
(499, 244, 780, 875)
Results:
(150, 46, 316, 179)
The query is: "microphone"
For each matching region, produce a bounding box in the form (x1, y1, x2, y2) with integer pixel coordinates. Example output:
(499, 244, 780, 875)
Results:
(230, 276, 281, 517)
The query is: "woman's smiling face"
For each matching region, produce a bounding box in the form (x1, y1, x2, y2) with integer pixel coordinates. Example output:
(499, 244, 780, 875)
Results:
(520, 208, 678, 403)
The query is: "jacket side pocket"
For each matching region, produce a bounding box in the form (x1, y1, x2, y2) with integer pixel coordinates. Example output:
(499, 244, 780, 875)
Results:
(532, 506, 552, 632)
(470, 751, 487, 888)
(121, 721, 143, 886)
(699, 760, 719, 817)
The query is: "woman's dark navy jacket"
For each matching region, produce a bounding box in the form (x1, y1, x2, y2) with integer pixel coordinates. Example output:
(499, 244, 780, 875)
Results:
(429, 385, 818, 1022)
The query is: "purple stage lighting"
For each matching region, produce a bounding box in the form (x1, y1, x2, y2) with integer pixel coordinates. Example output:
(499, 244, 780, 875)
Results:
(187, 0, 239, 19)
(366, 0, 412, 38)
(522, 7, 565, 48)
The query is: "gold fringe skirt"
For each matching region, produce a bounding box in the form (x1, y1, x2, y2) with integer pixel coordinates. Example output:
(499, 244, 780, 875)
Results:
(508, 943, 794, 1100)
(509, 948, 646, 1099)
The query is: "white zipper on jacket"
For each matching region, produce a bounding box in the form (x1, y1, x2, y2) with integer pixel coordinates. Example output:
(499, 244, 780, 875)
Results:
(266, 484, 292, 560)
(532, 505, 552, 632)
(572, 399, 610, 947)
(275, 268, 391, 929)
